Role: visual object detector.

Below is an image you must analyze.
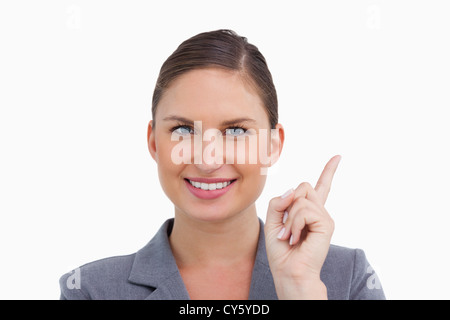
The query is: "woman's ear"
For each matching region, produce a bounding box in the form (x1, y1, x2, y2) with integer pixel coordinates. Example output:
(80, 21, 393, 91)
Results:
(268, 123, 284, 167)
(147, 120, 157, 162)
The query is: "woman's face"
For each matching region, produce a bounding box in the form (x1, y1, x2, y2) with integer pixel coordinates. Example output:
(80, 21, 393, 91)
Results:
(147, 67, 284, 222)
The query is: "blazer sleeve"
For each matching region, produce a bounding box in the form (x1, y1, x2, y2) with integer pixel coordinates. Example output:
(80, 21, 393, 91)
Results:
(349, 249, 386, 300)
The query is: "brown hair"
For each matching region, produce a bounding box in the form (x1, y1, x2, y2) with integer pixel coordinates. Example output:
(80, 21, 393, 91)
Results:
(151, 29, 278, 129)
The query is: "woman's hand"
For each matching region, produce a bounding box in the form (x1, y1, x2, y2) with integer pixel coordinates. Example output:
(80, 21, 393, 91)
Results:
(264, 155, 341, 299)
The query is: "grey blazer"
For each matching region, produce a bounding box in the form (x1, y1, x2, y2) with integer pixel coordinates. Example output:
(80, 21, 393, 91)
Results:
(59, 218, 385, 300)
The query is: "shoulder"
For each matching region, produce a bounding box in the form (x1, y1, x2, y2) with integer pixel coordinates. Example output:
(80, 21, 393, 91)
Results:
(321, 245, 386, 300)
(59, 253, 151, 300)
(59, 219, 175, 300)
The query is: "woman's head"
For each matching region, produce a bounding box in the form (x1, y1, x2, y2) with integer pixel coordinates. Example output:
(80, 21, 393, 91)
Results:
(147, 29, 284, 222)
(152, 29, 278, 130)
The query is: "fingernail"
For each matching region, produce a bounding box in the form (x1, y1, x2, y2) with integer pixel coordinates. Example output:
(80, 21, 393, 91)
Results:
(281, 188, 293, 199)
(289, 235, 294, 246)
(277, 227, 286, 239)
(283, 211, 288, 224)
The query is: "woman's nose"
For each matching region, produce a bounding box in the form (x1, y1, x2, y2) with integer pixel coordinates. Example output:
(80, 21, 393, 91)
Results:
(194, 160, 223, 173)
(192, 129, 226, 173)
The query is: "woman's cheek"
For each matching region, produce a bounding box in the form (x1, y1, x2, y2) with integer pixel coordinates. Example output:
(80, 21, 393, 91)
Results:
(155, 140, 182, 189)
(224, 132, 259, 165)
(167, 136, 193, 165)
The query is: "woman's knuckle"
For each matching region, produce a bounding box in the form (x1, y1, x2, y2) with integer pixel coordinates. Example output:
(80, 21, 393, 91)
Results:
(294, 196, 308, 208)
(323, 217, 335, 233)
(298, 181, 313, 190)
(268, 197, 277, 208)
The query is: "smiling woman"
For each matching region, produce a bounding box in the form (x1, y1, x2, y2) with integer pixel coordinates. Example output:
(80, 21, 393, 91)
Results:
(59, 29, 386, 300)
(149, 66, 277, 225)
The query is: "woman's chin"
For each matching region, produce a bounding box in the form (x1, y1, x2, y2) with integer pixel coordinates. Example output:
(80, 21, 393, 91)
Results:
(184, 210, 235, 223)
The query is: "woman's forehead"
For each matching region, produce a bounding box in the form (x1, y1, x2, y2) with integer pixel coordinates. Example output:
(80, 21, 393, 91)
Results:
(156, 68, 268, 124)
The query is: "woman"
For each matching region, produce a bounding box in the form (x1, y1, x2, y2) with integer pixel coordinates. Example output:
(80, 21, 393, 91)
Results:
(60, 29, 385, 300)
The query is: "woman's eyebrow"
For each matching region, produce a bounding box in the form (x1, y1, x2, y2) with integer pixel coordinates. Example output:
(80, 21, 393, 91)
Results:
(162, 115, 257, 126)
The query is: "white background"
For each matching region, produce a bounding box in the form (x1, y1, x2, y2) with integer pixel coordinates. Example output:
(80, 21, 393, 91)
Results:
(1, 0, 449, 300)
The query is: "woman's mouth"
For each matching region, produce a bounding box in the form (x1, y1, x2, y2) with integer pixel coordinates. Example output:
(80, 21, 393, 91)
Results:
(184, 178, 237, 200)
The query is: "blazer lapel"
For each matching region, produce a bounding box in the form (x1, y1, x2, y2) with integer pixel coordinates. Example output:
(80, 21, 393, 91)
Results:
(127, 218, 278, 300)
(128, 219, 190, 300)
(248, 219, 278, 300)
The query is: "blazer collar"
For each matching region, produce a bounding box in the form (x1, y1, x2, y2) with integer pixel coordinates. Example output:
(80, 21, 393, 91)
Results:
(128, 218, 277, 300)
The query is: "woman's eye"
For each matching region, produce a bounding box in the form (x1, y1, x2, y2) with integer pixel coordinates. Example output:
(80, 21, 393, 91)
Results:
(225, 127, 246, 136)
(173, 126, 194, 135)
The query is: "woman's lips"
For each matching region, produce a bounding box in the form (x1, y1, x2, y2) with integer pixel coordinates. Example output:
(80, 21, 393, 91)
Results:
(184, 178, 237, 200)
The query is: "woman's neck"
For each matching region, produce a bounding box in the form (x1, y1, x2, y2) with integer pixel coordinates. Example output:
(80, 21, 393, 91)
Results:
(169, 205, 260, 269)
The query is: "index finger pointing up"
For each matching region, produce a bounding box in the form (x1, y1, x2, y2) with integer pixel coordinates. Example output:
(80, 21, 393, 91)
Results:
(315, 155, 342, 204)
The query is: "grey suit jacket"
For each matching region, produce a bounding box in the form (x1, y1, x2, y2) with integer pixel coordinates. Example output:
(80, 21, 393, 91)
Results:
(59, 218, 385, 300)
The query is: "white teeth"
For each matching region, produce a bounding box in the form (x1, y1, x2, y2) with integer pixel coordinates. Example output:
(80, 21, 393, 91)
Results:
(188, 180, 233, 190)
